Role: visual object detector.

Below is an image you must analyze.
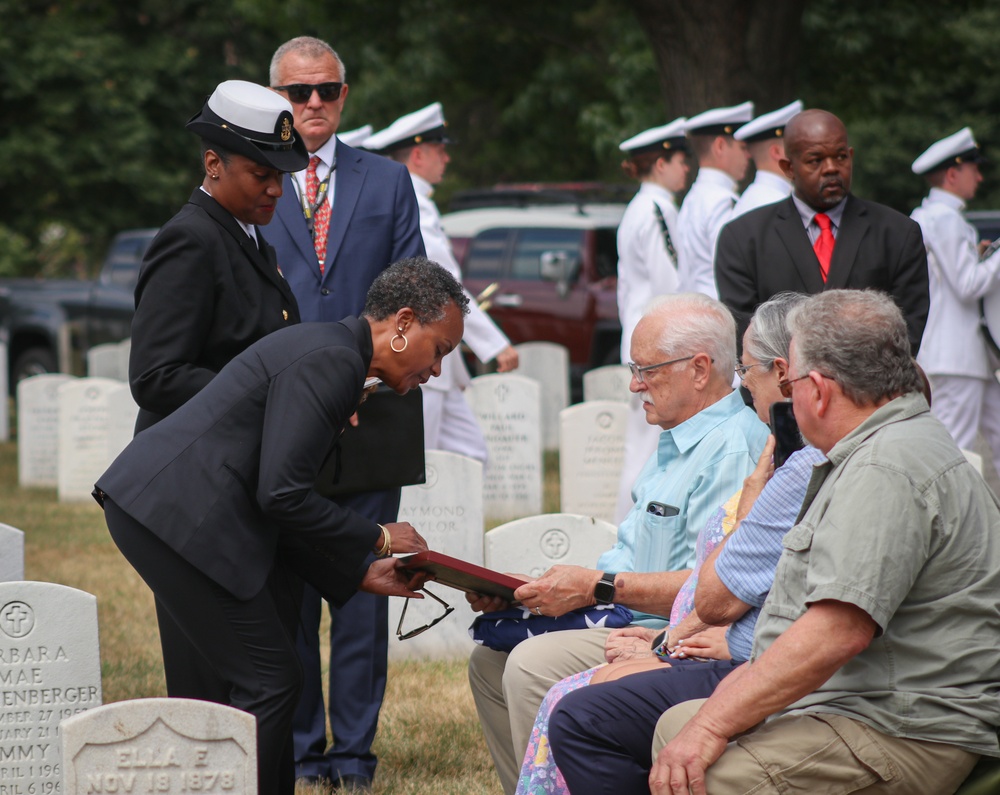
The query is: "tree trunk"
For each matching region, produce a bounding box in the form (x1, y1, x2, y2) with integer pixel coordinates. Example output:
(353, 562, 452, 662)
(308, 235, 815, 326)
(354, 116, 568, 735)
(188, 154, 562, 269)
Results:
(628, 0, 807, 117)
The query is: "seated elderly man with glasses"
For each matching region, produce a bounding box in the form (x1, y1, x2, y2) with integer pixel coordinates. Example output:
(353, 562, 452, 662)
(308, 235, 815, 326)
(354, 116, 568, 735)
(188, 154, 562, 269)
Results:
(467, 292, 769, 794)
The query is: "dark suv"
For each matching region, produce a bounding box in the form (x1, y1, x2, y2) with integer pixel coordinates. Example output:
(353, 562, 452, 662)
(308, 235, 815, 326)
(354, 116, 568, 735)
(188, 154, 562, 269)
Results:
(442, 202, 625, 386)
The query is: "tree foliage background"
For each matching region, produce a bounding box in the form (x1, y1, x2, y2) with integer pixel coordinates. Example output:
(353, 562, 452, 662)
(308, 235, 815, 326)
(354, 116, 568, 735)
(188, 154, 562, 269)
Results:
(1, 0, 998, 276)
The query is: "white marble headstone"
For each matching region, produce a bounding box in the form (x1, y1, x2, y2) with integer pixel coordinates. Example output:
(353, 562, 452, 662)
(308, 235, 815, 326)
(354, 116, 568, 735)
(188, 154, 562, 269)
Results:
(57, 378, 120, 502)
(470, 374, 542, 522)
(559, 401, 627, 522)
(106, 383, 140, 461)
(0, 524, 25, 582)
(0, 582, 102, 794)
(61, 699, 256, 795)
(514, 342, 569, 452)
(85, 343, 123, 381)
(582, 364, 631, 403)
(390, 451, 484, 661)
(117, 338, 132, 382)
(0, 341, 8, 442)
(18, 374, 74, 488)
(485, 513, 618, 580)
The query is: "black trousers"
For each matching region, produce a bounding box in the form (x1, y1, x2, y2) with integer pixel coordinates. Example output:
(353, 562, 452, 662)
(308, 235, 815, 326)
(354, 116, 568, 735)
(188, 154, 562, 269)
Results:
(105, 499, 303, 795)
(549, 659, 742, 795)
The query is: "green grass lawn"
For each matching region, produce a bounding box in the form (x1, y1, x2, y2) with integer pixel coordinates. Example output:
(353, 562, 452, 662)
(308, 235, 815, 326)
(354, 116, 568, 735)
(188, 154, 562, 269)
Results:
(0, 439, 561, 794)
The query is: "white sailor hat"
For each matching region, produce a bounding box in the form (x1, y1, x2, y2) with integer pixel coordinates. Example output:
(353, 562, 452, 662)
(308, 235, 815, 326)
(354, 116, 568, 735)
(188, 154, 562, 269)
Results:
(186, 80, 308, 172)
(734, 100, 804, 143)
(363, 102, 453, 154)
(911, 127, 984, 175)
(619, 117, 688, 156)
(685, 101, 754, 137)
(338, 124, 374, 148)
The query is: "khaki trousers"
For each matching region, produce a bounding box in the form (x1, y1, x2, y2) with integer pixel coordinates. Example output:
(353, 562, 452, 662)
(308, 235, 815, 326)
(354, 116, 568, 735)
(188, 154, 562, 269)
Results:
(653, 700, 980, 794)
(468, 628, 614, 794)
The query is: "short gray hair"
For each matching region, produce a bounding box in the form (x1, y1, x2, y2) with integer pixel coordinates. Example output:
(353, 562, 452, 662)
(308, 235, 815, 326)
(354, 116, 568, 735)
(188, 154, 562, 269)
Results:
(643, 292, 736, 381)
(787, 290, 921, 405)
(745, 292, 808, 370)
(270, 36, 347, 86)
(363, 257, 469, 324)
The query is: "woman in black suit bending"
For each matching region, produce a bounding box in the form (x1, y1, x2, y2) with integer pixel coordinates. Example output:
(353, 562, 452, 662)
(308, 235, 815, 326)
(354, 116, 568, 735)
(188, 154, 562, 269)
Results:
(98, 257, 468, 794)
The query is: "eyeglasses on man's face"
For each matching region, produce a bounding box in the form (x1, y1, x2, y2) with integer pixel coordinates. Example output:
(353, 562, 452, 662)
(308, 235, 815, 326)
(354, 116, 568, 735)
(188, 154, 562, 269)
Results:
(272, 82, 344, 103)
(627, 355, 696, 384)
(396, 586, 454, 641)
(778, 371, 834, 398)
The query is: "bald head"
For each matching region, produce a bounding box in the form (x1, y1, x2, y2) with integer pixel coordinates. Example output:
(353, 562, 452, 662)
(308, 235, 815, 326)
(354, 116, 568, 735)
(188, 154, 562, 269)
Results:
(784, 110, 848, 159)
(780, 109, 853, 210)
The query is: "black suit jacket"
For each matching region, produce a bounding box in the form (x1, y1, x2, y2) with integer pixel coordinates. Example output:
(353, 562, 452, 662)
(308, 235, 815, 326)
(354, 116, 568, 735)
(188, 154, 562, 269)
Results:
(100, 318, 380, 602)
(715, 194, 929, 352)
(129, 189, 301, 432)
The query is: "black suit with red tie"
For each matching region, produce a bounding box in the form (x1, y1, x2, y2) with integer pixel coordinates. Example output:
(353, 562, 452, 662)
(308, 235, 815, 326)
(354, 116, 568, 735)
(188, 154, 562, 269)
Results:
(714, 194, 929, 353)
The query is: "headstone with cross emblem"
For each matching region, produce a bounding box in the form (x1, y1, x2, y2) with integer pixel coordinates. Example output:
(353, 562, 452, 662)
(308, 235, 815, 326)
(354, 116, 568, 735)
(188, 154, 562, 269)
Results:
(582, 364, 631, 403)
(0, 582, 102, 793)
(390, 451, 484, 660)
(61, 699, 257, 795)
(513, 342, 570, 452)
(0, 524, 25, 582)
(57, 377, 120, 502)
(18, 374, 75, 488)
(558, 401, 628, 522)
(484, 513, 619, 580)
(470, 373, 543, 522)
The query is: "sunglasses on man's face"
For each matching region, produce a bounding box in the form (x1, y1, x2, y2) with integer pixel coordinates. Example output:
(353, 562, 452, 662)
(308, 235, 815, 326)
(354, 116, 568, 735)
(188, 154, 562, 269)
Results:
(272, 82, 344, 103)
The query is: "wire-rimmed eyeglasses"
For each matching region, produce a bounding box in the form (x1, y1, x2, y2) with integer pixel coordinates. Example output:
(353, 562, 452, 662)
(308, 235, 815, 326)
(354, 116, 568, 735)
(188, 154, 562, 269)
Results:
(734, 362, 760, 384)
(627, 355, 695, 384)
(396, 586, 455, 640)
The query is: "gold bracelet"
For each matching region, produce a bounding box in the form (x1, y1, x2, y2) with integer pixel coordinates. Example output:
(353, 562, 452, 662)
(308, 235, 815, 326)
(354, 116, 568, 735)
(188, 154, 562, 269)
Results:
(375, 524, 391, 557)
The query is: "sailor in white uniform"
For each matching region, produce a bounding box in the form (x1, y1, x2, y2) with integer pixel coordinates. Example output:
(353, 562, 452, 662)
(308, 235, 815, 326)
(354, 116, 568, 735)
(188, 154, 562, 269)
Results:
(676, 101, 753, 298)
(613, 118, 691, 521)
(911, 127, 1000, 472)
(365, 103, 518, 465)
(730, 100, 802, 220)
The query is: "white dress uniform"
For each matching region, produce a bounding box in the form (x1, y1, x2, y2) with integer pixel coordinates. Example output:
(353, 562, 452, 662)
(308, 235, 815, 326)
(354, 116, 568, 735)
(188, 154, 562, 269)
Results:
(675, 102, 754, 299)
(411, 174, 508, 464)
(612, 119, 688, 521)
(731, 170, 792, 220)
(614, 181, 682, 521)
(366, 103, 512, 465)
(676, 168, 738, 298)
(729, 100, 801, 221)
(912, 186, 1000, 469)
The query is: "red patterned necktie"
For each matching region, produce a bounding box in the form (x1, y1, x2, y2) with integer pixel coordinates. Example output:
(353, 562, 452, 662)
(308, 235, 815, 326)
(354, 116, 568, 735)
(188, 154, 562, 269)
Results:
(306, 156, 331, 273)
(813, 212, 835, 282)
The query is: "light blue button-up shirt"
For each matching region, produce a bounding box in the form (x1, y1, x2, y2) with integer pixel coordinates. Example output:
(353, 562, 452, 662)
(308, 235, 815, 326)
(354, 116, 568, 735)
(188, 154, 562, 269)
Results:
(597, 389, 769, 625)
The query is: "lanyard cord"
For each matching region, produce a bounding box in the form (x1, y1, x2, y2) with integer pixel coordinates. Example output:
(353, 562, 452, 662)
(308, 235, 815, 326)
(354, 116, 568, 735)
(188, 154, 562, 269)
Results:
(297, 156, 337, 240)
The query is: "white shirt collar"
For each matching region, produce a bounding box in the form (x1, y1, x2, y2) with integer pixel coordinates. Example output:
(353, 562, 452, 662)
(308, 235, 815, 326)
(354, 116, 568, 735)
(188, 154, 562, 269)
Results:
(694, 167, 737, 193)
(927, 186, 965, 212)
(410, 173, 434, 199)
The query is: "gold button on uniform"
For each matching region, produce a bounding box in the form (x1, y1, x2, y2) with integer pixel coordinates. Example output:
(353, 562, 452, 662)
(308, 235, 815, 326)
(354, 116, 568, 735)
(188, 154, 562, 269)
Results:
(282, 309, 289, 320)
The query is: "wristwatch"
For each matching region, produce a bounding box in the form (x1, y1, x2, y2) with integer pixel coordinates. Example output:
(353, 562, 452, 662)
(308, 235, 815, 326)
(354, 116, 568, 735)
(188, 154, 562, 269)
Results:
(594, 572, 616, 605)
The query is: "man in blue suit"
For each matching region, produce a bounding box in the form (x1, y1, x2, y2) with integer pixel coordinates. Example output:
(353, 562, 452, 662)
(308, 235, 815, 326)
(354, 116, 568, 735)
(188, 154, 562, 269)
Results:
(262, 36, 425, 792)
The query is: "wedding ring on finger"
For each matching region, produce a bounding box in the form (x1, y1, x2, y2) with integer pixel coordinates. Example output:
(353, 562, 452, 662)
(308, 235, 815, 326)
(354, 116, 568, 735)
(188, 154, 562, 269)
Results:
(533, 606, 543, 616)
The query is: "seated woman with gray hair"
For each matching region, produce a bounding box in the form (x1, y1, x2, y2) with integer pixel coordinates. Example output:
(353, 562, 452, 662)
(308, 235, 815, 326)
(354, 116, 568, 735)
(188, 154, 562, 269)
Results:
(95, 257, 468, 795)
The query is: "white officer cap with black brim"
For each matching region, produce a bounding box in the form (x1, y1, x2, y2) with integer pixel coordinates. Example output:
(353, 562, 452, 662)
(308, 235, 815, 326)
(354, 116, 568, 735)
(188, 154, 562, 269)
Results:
(912, 127, 984, 175)
(186, 80, 309, 173)
(685, 101, 755, 137)
(338, 124, 374, 149)
(363, 102, 453, 154)
(734, 100, 804, 143)
(619, 117, 689, 156)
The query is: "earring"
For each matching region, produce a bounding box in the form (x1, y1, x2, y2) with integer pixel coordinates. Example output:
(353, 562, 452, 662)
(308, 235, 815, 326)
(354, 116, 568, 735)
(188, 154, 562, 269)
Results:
(211, 173, 220, 180)
(390, 329, 408, 353)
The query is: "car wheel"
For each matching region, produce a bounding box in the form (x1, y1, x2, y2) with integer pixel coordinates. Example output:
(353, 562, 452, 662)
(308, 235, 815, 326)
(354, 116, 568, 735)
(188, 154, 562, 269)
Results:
(12, 346, 57, 385)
